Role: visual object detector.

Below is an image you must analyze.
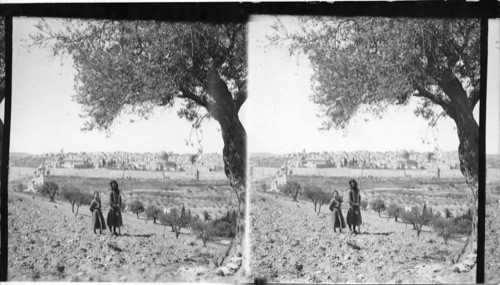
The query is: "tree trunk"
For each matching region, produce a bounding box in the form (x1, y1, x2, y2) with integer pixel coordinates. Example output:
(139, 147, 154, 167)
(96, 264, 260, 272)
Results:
(378, 211, 381, 218)
(136, 212, 139, 219)
(206, 70, 247, 264)
(71, 202, 75, 213)
(440, 79, 479, 259)
(317, 204, 322, 216)
(314, 203, 317, 212)
(75, 204, 80, 216)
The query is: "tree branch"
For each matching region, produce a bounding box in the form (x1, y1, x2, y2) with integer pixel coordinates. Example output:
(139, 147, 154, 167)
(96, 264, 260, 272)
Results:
(468, 85, 480, 111)
(178, 86, 208, 109)
(234, 81, 247, 113)
(0, 77, 4, 103)
(413, 85, 447, 109)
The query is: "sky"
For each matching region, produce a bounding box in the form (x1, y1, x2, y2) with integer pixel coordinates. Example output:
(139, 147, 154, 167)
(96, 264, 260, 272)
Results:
(9, 17, 224, 155)
(4, 16, 499, 155)
(245, 16, 499, 155)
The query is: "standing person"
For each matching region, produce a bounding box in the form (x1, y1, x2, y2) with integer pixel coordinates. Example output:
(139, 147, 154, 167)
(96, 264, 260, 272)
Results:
(329, 190, 346, 234)
(106, 180, 123, 236)
(90, 191, 106, 234)
(346, 179, 362, 234)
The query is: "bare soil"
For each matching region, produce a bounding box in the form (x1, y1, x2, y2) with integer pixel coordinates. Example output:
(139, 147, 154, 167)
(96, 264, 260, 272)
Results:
(8, 189, 237, 282)
(249, 189, 475, 283)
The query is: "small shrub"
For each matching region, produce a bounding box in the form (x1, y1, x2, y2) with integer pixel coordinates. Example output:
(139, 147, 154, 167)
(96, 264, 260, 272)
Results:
(281, 181, 302, 201)
(159, 208, 186, 239)
(303, 184, 323, 212)
(38, 181, 59, 202)
(401, 205, 433, 237)
(431, 215, 459, 244)
(61, 185, 81, 213)
(210, 209, 238, 238)
(386, 203, 403, 222)
(360, 200, 368, 211)
(129, 200, 145, 219)
(191, 220, 215, 246)
(203, 210, 211, 221)
(370, 198, 386, 218)
(145, 205, 161, 224)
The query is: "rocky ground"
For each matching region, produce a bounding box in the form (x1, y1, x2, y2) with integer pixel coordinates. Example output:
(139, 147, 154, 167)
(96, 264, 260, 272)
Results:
(8, 191, 241, 282)
(249, 191, 476, 284)
(485, 196, 500, 284)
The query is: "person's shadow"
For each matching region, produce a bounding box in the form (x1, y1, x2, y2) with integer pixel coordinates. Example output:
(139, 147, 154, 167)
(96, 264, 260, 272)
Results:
(120, 233, 156, 238)
(357, 231, 394, 236)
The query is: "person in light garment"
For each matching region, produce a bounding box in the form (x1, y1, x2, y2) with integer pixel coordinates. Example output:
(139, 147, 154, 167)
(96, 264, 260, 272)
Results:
(90, 191, 106, 235)
(106, 180, 123, 236)
(346, 179, 362, 234)
(329, 190, 346, 234)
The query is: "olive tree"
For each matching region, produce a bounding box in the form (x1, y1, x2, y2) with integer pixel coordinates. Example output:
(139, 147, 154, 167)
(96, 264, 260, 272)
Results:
(30, 19, 247, 257)
(270, 17, 480, 253)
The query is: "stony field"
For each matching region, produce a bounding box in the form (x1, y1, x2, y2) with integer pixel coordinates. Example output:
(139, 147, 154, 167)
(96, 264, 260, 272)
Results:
(249, 175, 478, 283)
(7, 176, 241, 282)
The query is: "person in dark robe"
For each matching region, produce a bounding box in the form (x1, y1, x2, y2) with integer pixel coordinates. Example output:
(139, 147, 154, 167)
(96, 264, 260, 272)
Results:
(346, 179, 362, 234)
(329, 190, 346, 233)
(106, 180, 123, 236)
(90, 191, 106, 234)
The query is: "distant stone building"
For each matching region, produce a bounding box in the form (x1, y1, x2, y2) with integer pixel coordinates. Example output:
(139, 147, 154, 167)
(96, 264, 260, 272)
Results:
(270, 161, 292, 192)
(26, 161, 49, 193)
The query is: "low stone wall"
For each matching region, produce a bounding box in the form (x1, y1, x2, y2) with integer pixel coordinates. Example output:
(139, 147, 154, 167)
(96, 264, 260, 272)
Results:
(251, 166, 464, 181)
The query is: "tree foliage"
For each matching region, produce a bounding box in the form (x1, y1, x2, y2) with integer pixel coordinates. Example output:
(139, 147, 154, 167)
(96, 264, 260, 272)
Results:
(31, 19, 247, 132)
(61, 185, 81, 213)
(145, 205, 161, 224)
(401, 205, 433, 237)
(303, 184, 324, 212)
(370, 198, 386, 217)
(280, 181, 302, 201)
(75, 191, 93, 217)
(191, 220, 215, 247)
(129, 200, 145, 219)
(270, 17, 479, 185)
(38, 181, 59, 202)
(386, 202, 403, 221)
(159, 208, 187, 239)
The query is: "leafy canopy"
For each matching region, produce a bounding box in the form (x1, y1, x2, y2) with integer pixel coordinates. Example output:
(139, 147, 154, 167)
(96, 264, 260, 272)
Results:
(31, 19, 247, 132)
(269, 17, 479, 130)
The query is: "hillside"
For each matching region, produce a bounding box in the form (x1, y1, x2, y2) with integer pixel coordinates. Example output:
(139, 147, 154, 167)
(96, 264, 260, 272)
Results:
(7, 191, 241, 282)
(249, 191, 476, 283)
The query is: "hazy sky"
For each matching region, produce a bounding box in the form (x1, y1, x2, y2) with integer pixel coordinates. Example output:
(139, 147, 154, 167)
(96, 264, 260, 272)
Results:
(5, 17, 499, 155)
(245, 16, 498, 155)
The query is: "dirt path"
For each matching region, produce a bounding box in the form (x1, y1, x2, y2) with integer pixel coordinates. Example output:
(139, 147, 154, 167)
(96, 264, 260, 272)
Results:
(8, 191, 235, 282)
(249, 191, 475, 283)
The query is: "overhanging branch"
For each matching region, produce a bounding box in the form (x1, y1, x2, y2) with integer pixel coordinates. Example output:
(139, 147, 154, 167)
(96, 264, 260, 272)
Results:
(413, 85, 447, 110)
(178, 86, 208, 109)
